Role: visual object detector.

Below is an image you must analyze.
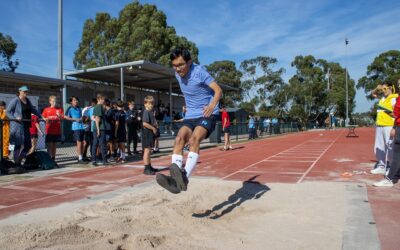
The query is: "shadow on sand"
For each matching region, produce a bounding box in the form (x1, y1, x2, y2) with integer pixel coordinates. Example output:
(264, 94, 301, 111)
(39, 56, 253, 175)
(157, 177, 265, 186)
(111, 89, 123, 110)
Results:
(192, 175, 270, 219)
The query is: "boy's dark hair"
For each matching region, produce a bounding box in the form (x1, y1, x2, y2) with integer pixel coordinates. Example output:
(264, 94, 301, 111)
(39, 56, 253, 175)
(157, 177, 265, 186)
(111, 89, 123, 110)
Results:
(170, 48, 191, 62)
(104, 99, 111, 107)
(0, 101, 6, 107)
(117, 101, 124, 107)
(69, 96, 79, 103)
(91, 98, 97, 105)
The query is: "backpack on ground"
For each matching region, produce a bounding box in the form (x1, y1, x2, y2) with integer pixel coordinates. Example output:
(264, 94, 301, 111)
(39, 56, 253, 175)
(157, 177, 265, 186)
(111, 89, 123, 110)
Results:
(24, 151, 57, 170)
(0, 158, 24, 175)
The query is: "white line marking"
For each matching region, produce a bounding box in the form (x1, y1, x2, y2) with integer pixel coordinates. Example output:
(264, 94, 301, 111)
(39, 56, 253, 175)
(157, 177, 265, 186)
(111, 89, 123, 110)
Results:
(296, 132, 343, 183)
(263, 159, 315, 163)
(222, 138, 329, 180)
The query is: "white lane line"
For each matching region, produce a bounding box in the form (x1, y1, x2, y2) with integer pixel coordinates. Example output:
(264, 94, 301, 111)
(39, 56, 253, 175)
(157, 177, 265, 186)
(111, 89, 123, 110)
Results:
(222, 138, 328, 180)
(297, 132, 343, 183)
(263, 159, 315, 163)
(2, 185, 67, 195)
(240, 170, 304, 175)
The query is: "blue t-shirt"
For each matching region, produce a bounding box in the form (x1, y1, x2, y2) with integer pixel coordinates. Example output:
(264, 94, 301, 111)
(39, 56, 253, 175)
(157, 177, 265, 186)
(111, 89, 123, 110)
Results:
(175, 64, 219, 119)
(87, 107, 95, 133)
(249, 118, 255, 129)
(65, 106, 84, 131)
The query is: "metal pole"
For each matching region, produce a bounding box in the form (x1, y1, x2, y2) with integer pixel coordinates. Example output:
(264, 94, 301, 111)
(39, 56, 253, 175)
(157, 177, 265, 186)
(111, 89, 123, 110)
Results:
(327, 68, 330, 91)
(169, 79, 173, 135)
(345, 38, 349, 126)
(58, 0, 63, 80)
(120, 67, 124, 101)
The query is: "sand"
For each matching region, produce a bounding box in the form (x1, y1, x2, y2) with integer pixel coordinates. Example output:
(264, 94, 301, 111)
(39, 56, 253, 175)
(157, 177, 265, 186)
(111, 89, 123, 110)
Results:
(0, 178, 373, 250)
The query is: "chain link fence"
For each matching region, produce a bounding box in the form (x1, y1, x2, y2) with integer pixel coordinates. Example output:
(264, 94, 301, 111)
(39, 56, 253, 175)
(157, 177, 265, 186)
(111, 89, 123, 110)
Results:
(0, 117, 300, 168)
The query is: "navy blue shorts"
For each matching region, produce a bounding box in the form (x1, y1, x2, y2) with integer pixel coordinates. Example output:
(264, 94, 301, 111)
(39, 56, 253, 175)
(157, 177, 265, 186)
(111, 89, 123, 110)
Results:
(182, 115, 217, 139)
(73, 130, 84, 142)
(223, 127, 230, 134)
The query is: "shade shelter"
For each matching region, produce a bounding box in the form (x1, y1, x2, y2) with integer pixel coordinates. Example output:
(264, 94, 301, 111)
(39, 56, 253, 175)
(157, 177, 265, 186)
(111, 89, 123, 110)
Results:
(64, 60, 239, 116)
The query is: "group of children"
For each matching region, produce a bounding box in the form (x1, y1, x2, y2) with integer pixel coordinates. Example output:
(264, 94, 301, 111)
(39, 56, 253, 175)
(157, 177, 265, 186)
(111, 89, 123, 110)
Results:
(62, 94, 162, 175)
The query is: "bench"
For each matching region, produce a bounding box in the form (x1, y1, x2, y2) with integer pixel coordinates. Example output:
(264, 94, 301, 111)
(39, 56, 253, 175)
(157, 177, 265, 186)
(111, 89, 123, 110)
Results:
(346, 125, 358, 137)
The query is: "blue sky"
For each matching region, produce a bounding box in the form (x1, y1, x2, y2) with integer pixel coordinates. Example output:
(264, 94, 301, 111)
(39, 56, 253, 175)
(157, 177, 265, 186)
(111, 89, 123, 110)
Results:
(1, 0, 400, 112)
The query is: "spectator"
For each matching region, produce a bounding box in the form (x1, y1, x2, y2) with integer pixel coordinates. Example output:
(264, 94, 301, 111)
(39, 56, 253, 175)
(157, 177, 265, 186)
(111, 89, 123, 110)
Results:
(114, 101, 127, 163)
(174, 105, 186, 122)
(81, 98, 97, 161)
(271, 117, 279, 134)
(42, 95, 63, 161)
(163, 110, 172, 134)
(262, 117, 271, 135)
(91, 94, 108, 166)
(370, 83, 398, 175)
(103, 99, 116, 161)
(7, 86, 43, 166)
(142, 96, 158, 175)
(330, 113, 336, 129)
(248, 114, 256, 139)
(126, 101, 140, 155)
(153, 109, 161, 153)
(27, 114, 42, 155)
(0, 101, 10, 159)
(64, 96, 85, 163)
(374, 79, 400, 187)
(221, 105, 232, 150)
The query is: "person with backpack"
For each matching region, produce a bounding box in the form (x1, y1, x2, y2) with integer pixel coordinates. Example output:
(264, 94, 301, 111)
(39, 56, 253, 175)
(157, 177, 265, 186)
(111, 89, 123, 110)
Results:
(7, 86, 43, 166)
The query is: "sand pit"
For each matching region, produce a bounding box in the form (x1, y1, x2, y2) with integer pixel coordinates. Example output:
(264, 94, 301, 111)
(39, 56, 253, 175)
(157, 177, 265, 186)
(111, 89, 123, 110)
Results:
(0, 178, 378, 250)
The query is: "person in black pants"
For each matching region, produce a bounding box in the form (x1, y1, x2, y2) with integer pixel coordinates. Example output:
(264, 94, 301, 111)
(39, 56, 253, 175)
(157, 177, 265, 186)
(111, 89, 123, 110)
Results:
(126, 101, 140, 155)
(91, 94, 108, 166)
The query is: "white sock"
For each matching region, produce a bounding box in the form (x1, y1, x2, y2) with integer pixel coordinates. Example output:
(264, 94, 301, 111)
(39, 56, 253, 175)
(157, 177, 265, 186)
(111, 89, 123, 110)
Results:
(78, 155, 83, 160)
(185, 152, 199, 177)
(120, 151, 125, 159)
(172, 154, 183, 169)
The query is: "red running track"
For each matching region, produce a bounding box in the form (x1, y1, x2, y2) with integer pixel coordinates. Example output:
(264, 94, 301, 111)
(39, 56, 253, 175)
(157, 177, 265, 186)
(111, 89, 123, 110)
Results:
(0, 128, 399, 249)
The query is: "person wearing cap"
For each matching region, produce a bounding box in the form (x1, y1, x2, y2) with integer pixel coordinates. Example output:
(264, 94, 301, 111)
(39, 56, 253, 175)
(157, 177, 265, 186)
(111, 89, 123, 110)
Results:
(6, 86, 43, 166)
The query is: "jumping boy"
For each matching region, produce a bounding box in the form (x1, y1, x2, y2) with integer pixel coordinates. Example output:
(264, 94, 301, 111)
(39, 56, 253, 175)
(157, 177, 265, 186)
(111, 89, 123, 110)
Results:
(156, 48, 222, 193)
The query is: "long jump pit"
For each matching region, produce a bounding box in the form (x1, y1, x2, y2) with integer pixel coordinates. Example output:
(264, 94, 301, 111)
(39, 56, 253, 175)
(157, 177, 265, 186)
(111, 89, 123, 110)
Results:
(0, 177, 379, 250)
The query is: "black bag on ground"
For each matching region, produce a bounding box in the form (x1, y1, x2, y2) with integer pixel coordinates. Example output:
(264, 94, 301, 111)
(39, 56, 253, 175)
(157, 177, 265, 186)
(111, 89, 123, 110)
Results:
(0, 158, 24, 174)
(24, 151, 57, 170)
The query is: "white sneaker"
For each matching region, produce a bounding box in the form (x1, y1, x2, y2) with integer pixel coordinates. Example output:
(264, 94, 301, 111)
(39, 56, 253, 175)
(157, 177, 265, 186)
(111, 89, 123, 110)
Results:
(373, 178, 394, 187)
(370, 167, 386, 175)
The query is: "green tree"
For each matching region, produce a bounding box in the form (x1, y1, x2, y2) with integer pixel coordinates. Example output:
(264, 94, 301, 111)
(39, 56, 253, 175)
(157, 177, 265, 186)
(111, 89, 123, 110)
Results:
(0, 32, 18, 72)
(238, 102, 256, 114)
(240, 56, 285, 108)
(286, 55, 355, 127)
(73, 1, 198, 69)
(206, 60, 242, 107)
(357, 50, 400, 96)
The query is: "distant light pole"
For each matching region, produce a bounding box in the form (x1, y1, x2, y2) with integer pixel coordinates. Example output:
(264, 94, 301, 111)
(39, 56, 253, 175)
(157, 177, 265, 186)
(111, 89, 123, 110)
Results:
(345, 38, 349, 126)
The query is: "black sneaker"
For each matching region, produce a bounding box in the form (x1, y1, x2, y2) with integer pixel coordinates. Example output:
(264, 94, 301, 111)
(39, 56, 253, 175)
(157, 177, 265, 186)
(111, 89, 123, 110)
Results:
(143, 166, 155, 175)
(150, 166, 159, 173)
(77, 160, 85, 164)
(91, 161, 98, 166)
(170, 164, 189, 191)
(156, 173, 181, 194)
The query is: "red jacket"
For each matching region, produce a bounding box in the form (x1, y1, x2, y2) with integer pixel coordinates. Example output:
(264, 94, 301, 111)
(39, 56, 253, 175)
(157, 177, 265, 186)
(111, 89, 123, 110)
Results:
(393, 97, 400, 126)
